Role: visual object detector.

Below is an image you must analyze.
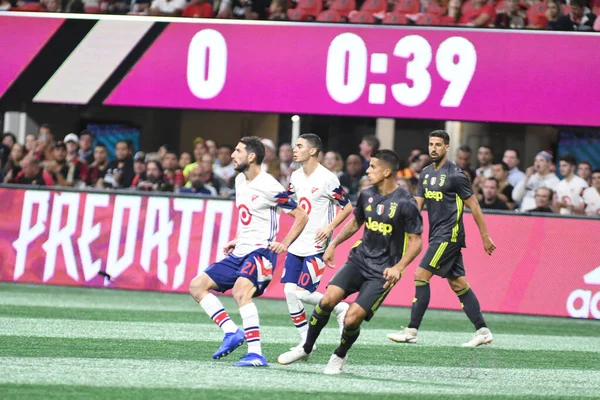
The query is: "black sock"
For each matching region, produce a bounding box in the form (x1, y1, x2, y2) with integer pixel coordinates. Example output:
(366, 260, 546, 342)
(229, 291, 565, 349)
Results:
(456, 286, 487, 330)
(408, 280, 430, 329)
(334, 327, 360, 358)
(303, 303, 331, 354)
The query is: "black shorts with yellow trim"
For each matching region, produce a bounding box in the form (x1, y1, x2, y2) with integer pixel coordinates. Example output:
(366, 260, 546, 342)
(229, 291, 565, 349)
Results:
(419, 241, 465, 278)
(328, 258, 393, 322)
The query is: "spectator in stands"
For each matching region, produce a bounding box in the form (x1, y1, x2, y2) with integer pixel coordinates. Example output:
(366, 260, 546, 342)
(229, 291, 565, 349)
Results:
(513, 151, 560, 212)
(1, 143, 25, 184)
(261, 138, 282, 181)
(554, 0, 596, 31)
(35, 124, 55, 161)
(279, 143, 295, 185)
(45, 141, 88, 188)
(217, 0, 270, 19)
(180, 165, 218, 196)
(481, 178, 509, 210)
(494, 0, 528, 28)
(0, 0, 12, 11)
(162, 151, 185, 190)
(183, 137, 208, 180)
(359, 135, 380, 172)
(131, 151, 147, 187)
(2, 132, 16, 149)
(397, 178, 410, 191)
(106, 140, 135, 189)
(554, 154, 588, 215)
(188, 153, 222, 194)
(182, 0, 214, 17)
(88, 143, 110, 188)
(461, 0, 496, 27)
(475, 145, 494, 178)
(323, 151, 344, 178)
(577, 161, 593, 186)
(213, 144, 236, 194)
(12, 156, 54, 186)
(149, 0, 185, 15)
(340, 154, 364, 205)
(578, 169, 600, 216)
(358, 175, 370, 193)
(43, 0, 62, 12)
(24, 134, 37, 155)
(205, 140, 218, 161)
(502, 148, 525, 187)
(269, 0, 288, 20)
(397, 152, 423, 189)
(455, 145, 475, 182)
(64, 133, 90, 185)
(545, 0, 562, 29)
(492, 162, 515, 209)
(439, 0, 463, 25)
(136, 160, 173, 192)
(0, 136, 9, 171)
(531, 187, 554, 213)
(179, 152, 192, 171)
(78, 130, 95, 165)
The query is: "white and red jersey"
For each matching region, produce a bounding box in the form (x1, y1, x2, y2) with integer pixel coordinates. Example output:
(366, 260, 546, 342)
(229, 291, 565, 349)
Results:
(555, 175, 588, 215)
(582, 187, 600, 216)
(287, 163, 350, 257)
(233, 171, 297, 257)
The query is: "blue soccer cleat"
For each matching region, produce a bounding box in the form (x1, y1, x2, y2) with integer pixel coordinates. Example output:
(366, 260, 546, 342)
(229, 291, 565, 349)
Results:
(212, 329, 245, 359)
(234, 353, 269, 367)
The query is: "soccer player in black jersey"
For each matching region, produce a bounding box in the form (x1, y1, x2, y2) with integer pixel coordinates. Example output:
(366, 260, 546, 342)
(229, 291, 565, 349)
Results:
(277, 150, 423, 374)
(387, 130, 497, 347)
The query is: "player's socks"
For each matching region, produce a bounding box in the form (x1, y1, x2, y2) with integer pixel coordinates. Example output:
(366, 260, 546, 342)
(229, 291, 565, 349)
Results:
(239, 302, 262, 356)
(297, 290, 347, 318)
(303, 303, 331, 354)
(455, 285, 487, 330)
(200, 293, 238, 334)
(285, 283, 308, 342)
(408, 280, 430, 329)
(334, 327, 360, 358)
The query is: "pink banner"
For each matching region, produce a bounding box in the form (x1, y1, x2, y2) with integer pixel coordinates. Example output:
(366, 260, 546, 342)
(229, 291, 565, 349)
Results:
(0, 187, 599, 319)
(106, 21, 600, 126)
(0, 16, 64, 98)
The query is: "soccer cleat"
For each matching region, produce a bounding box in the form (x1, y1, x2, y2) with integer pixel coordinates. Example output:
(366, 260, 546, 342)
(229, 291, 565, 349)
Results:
(212, 329, 245, 359)
(277, 346, 312, 365)
(234, 353, 268, 367)
(323, 353, 347, 375)
(462, 327, 493, 348)
(386, 327, 418, 343)
(289, 343, 316, 352)
(335, 302, 350, 335)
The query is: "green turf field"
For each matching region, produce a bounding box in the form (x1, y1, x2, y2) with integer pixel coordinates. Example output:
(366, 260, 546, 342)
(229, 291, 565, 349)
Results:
(0, 282, 599, 399)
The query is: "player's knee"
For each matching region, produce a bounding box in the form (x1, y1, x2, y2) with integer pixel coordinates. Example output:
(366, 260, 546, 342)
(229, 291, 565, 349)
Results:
(232, 282, 254, 306)
(343, 309, 363, 329)
(414, 268, 431, 282)
(189, 274, 209, 302)
(296, 288, 311, 302)
(284, 283, 298, 298)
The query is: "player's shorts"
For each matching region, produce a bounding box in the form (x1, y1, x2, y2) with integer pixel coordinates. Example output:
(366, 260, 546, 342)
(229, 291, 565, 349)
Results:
(204, 248, 278, 297)
(328, 259, 393, 322)
(280, 253, 325, 292)
(419, 241, 465, 278)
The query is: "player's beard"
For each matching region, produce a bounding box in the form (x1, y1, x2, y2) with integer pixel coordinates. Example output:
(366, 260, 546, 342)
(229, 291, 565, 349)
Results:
(234, 160, 249, 173)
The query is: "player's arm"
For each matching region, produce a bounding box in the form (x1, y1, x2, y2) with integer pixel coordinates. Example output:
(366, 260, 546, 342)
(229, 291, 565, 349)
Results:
(316, 183, 353, 242)
(271, 207, 308, 254)
(414, 174, 426, 212)
(464, 195, 496, 256)
(223, 235, 238, 255)
(415, 197, 425, 212)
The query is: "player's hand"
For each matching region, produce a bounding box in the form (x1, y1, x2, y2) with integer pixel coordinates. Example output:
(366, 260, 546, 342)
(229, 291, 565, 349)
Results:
(315, 227, 332, 244)
(483, 235, 496, 256)
(383, 266, 402, 289)
(269, 241, 288, 254)
(223, 240, 236, 256)
(323, 245, 336, 268)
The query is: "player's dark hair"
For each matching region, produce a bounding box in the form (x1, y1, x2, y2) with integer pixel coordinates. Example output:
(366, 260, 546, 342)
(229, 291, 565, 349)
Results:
(240, 136, 265, 165)
(39, 123, 52, 133)
(94, 142, 107, 150)
(536, 186, 553, 201)
(218, 144, 233, 152)
(79, 129, 93, 139)
(373, 149, 400, 174)
(560, 154, 577, 166)
(429, 130, 450, 145)
(299, 133, 323, 157)
(479, 145, 493, 153)
(592, 168, 600, 175)
(362, 135, 380, 152)
(485, 177, 499, 187)
(578, 160, 592, 169)
(571, 0, 585, 7)
(505, 148, 520, 160)
(458, 145, 472, 153)
(496, 161, 509, 172)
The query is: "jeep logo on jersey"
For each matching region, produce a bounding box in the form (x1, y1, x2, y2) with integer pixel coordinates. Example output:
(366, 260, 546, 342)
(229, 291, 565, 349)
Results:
(376, 204, 385, 215)
(239, 205, 252, 225)
(566, 265, 600, 319)
(365, 217, 393, 235)
(424, 188, 443, 201)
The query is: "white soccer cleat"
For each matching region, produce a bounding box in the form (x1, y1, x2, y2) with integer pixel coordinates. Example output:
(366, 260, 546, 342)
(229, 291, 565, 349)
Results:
(462, 327, 493, 348)
(289, 342, 316, 352)
(278, 346, 312, 365)
(323, 354, 347, 375)
(335, 302, 350, 335)
(386, 327, 418, 343)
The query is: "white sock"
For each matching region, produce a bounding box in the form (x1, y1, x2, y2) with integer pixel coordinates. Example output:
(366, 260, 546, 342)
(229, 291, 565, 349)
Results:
(284, 283, 308, 342)
(199, 293, 238, 334)
(239, 302, 261, 356)
(297, 289, 347, 317)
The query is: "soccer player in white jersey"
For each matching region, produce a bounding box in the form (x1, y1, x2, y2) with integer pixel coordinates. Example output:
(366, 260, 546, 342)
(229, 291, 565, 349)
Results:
(278, 134, 354, 357)
(189, 136, 308, 367)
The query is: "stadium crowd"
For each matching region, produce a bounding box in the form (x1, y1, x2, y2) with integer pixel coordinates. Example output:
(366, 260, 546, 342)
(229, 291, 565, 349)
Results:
(1, 127, 599, 216)
(1, 0, 599, 31)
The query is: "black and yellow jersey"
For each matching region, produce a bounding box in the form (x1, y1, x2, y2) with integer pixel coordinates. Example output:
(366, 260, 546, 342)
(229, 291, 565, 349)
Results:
(350, 186, 423, 276)
(416, 160, 473, 247)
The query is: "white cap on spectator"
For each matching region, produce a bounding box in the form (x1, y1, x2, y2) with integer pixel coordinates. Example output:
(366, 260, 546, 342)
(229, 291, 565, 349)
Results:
(64, 133, 79, 144)
(261, 138, 276, 151)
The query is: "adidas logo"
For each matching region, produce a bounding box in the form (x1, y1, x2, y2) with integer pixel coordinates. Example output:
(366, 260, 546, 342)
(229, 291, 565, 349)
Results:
(566, 265, 600, 319)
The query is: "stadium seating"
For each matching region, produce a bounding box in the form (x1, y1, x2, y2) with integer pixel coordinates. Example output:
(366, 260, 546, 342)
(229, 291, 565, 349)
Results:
(348, 10, 376, 22)
(316, 9, 343, 21)
(382, 12, 409, 24)
(328, 0, 356, 17)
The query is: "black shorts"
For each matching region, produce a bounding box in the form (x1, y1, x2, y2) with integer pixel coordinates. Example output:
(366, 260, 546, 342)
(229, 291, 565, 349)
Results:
(419, 241, 465, 278)
(328, 259, 393, 322)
